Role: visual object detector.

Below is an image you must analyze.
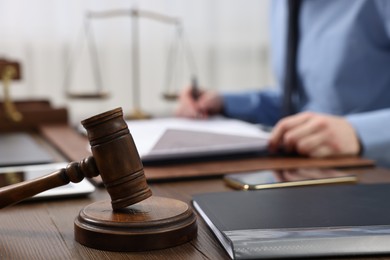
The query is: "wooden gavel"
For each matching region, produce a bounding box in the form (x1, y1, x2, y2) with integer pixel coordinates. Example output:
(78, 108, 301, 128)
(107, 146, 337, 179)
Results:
(0, 107, 152, 209)
(0, 107, 197, 251)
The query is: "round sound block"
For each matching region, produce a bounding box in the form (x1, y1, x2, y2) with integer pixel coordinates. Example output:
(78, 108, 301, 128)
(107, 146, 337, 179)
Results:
(74, 196, 197, 251)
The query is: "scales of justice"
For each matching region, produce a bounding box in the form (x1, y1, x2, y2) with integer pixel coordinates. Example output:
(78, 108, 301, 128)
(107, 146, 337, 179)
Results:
(0, 107, 197, 251)
(64, 8, 198, 119)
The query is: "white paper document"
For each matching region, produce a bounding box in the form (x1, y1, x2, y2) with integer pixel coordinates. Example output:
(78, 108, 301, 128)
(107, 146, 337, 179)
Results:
(125, 117, 270, 162)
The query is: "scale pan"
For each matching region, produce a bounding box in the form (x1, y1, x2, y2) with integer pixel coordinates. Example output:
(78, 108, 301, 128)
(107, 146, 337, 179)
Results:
(162, 92, 178, 101)
(66, 91, 109, 99)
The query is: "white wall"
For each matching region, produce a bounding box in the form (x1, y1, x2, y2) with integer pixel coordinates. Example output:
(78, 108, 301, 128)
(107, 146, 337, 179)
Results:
(0, 0, 273, 124)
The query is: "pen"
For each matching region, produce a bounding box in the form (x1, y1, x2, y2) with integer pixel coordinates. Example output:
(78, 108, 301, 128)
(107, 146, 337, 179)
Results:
(191, 76, 200, 101)
(190, 76, 206, 117)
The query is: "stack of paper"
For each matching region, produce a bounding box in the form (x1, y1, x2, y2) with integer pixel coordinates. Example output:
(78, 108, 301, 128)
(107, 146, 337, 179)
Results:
(125, 117, 270, 162)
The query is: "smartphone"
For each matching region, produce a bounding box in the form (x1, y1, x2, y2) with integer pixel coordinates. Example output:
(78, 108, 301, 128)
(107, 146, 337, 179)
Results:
(224, 168, 357, 190)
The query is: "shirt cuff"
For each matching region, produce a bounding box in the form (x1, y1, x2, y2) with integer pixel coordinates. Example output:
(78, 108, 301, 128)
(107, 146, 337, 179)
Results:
(346, 109, 390, 167)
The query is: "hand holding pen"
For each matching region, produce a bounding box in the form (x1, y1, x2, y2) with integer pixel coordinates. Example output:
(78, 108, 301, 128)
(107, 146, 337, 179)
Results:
(175, 77, 223, 119)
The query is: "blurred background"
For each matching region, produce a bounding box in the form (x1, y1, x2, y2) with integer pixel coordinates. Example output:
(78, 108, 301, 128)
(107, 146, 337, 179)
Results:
(0, 0, 274, 124)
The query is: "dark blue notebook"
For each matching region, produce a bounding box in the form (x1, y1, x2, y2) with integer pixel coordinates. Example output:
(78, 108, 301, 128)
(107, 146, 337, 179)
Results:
(193, 184, 390, 259)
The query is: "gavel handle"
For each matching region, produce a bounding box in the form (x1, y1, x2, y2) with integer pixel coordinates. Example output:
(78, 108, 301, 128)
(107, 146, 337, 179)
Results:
(0, 169, 71, 209)
(0, 157, 99, 209)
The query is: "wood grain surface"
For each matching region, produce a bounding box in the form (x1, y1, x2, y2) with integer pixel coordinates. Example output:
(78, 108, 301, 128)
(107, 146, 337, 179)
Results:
(2, 168, 390, 259)
(1, 124, 383, 259)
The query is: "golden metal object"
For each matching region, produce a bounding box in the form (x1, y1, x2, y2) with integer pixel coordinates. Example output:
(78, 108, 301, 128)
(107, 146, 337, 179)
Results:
(2, 65, 23, 122)
(126, 107, 151, 120)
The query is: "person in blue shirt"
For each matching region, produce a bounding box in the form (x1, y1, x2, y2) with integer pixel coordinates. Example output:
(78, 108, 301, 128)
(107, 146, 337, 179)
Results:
(175, 0, 390, 167)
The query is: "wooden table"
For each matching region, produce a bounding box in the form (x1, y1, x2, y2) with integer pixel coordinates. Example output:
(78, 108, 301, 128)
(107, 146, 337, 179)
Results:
(2, 167, 390, 259)
(1, 124, 389, 259)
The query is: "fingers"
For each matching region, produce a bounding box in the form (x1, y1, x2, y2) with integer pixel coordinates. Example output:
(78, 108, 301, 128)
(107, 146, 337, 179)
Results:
(269, 112, 314, 152)
(296, 131, 328, 155)
(269, 112, 329, 155)
(174, 97, 199, 118)
(283, 117, 326, 151)
(175, 86, 208, 119)
(176, 89, 223, 119)
(197, 91, 223, 115)
(269, 112, 361, 158)
(309, 145, 333, 157)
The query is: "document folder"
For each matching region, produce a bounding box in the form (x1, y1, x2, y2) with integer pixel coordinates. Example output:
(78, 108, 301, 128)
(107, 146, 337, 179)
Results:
(142, 128, 268, 163)
(193, 184, 390, 259)
(125, 117, 270, 163)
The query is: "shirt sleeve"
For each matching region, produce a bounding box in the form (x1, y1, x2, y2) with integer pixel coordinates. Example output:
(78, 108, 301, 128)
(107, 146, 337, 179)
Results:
(346, 109, 390, 168)
(375, 0, 390, 37)
(348, 1, 390, 167)
(221, 89, 282, 126)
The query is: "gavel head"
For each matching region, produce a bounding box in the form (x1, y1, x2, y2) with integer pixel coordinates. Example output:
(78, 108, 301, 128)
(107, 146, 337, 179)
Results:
(81, 107, 152, 210)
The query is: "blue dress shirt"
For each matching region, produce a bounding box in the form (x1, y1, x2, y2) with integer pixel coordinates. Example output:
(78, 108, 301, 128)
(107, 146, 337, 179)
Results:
(222, 0, 390, 167)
